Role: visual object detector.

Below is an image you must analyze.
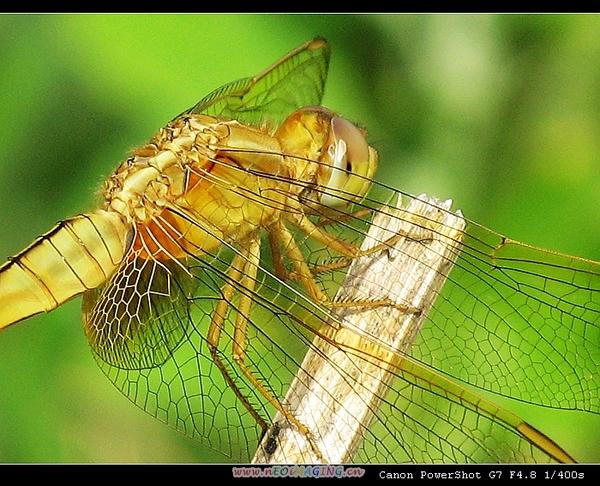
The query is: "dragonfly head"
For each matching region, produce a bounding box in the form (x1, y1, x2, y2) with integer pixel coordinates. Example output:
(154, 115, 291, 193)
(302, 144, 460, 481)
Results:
(318, 115, 378, 207)
(277, 107, 378, 209)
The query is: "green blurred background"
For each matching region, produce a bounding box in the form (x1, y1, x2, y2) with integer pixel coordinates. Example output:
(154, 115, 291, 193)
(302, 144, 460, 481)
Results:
(0, 14, 598, 462)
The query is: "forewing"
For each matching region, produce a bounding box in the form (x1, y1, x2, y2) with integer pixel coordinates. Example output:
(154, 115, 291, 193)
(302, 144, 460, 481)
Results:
(412, 220, 599, 412)
(184, 38, 330, 129)
(304, 181, 599, 415)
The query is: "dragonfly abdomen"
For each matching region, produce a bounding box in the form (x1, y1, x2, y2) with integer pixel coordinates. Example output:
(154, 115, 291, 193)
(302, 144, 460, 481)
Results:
(0, 210, 130, 329)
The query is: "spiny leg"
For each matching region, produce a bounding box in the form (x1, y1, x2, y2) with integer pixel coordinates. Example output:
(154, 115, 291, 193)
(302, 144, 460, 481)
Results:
(271, 223, 421, 315)
(268, 224, 339, 282)
(301, 259, 352, 278)
(230, 234, 327, 462)
(287, 197, 434, 260)
(207, 248, 269, 435)
(308, 207, 377, 275)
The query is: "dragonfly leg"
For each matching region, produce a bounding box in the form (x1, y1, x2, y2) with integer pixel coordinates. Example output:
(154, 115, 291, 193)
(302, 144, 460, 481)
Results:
(267, 230, 290, 282)
(268, 223, 341, 281)
(287, 203, 433, 260)
(207, 235, 325, 461)
(229, 234, 327, 462)
(302, 207, 380, 275)
(299, 259, 352, 278)
(207, 247, 269, 435)
(314, 207, 374, 229)
(272, 222, 421, 315)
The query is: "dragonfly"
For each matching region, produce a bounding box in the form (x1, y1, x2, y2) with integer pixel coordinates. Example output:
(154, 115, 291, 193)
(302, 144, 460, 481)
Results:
(0, 38, 598, 463)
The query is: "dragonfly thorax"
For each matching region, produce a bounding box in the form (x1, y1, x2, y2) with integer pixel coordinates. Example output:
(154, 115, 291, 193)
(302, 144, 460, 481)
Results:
(102, 118, 207, 225)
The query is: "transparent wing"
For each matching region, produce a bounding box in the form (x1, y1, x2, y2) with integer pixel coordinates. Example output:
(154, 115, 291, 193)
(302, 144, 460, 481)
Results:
(80, 161, 598, 462)
(182, 38, 330, 129)
(82, 246, 197, 370)
(412, 220, 599, 411)
(82, 226, 572, 462)
(306, 180, 599, 414)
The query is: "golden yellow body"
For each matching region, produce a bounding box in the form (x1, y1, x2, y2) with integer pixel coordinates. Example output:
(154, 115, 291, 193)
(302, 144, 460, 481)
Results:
(0, 107, 377, 329)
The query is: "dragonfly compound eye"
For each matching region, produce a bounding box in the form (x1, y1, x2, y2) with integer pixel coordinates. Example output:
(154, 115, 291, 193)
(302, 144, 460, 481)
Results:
(319, 116, 378, 207)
